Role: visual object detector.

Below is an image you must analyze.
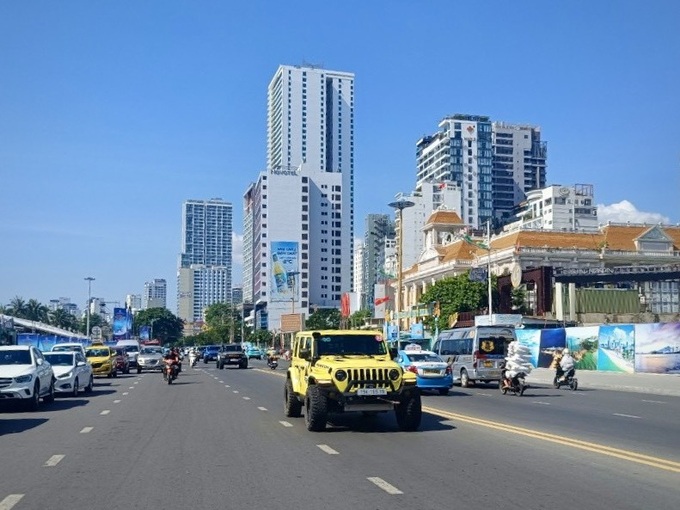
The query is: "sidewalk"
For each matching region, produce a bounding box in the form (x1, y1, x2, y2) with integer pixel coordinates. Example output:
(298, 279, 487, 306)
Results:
(525, 368, 680, 397)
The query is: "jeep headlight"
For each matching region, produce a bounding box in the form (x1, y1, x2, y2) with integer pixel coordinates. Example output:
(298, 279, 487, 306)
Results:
(15, 374, 33, 384)
(388, 369, 401, 381)
(335, 370, 347, 382)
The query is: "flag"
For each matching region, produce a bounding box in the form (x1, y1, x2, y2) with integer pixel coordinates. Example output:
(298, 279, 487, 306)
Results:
(461, 234, 489, 251)
(374, 296, 390, 306)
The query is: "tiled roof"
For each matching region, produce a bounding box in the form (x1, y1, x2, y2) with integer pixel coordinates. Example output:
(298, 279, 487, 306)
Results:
(425, 210, 463, 226)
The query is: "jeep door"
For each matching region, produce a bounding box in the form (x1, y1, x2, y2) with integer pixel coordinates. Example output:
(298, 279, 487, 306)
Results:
(290, 335, 311, 393)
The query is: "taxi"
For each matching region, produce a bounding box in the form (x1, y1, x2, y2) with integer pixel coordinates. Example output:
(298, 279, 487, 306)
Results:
(395, 344, 453, 395)
(84, 341, 118, 378)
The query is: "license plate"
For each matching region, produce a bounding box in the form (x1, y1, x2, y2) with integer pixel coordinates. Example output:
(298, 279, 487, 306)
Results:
(484, 361, 493, 367)
(357, 388, 387, 396)
(424, 369, 440, 374)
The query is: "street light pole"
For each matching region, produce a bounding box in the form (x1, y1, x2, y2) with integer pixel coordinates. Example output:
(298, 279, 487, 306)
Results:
(388, 199, 415, 347)
(84, 277, 95, 338)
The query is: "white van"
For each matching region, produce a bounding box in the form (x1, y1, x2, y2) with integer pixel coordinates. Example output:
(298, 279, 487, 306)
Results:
(115, 340, 141, 368)
(432, 326, 516, 387)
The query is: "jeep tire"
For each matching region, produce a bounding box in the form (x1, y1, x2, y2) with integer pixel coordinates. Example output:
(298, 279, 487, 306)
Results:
(395, 392, 422, 432)
(284, 379, 302, 418)
(304, 385, 328, 432)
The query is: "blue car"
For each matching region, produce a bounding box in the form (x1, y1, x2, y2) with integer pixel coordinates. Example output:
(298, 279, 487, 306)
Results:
(395, 346, 453, 395)
(203, 345, 220, 363)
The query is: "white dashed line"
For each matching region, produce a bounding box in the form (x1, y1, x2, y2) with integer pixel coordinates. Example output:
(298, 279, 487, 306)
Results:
(475, 393, 492, 397)
(214, 377, 219, 380)
(258, 407, 268, 411)
(134, 381, 139, 384)
(219, 381, 224, 383)
(533, 401, 551, 405)
(243, 397, 251, 400)
(613, 413, 641, 419)
(113, 400, 121, 404)
(233, 390, 239, 394)
(642, 399, 666, 404)
(100, 410, 110, 415)
(317, 444, 339, 455)
(128, 386, 135, 389)
(44, 455, 65, 467)
(367, 477, 403, 495)
(279, 421, 293, 427)
(225, 385, 230, 388)
(122, 392, 129, 395)
(0, 494, 24, 509)
(80, 427, 93, 434)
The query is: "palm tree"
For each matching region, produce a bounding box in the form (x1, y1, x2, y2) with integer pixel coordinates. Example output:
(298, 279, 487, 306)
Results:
(49, 308, 78, 331)
(25, 299, 49, 323)
(8, 296, 27, 318)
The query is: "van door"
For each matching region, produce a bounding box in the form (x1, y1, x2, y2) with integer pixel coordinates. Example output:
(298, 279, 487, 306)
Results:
(474, 327, 514, 382)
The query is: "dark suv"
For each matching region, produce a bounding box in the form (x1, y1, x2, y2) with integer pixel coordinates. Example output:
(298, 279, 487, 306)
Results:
(216, 344, 248, 370)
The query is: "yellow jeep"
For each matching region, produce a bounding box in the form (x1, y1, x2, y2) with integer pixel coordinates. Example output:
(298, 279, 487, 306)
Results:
(284, 330, 421, 431)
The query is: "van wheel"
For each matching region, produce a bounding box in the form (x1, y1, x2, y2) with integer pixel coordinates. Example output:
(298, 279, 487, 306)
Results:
(460, 369, 470, 388)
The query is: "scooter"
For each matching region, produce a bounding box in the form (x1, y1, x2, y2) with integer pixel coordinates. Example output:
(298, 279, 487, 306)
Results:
(189, 353, 198, 368)
(267, 357, 278, 370)
(163, 360, 179, 385)
(499, 369, 528, 396)
(553, 368, 578, 391)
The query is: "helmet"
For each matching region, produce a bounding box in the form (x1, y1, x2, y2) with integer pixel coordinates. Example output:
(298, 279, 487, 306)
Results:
(563, 348, 570, 355)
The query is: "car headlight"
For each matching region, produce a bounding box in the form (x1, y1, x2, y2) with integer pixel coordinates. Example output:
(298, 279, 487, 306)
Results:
(388, 369, 401, 381)
(58, 371, 73, 379)
(335, 370, 347, 382)
(15, 374, 33, 384)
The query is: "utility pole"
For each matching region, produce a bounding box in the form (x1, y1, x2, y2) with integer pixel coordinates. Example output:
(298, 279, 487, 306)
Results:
(84, 277, 95, 338)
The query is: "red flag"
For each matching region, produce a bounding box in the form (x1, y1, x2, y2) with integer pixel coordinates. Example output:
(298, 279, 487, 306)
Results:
(374, 296, 390, 306)
(341, 293, 350, 318)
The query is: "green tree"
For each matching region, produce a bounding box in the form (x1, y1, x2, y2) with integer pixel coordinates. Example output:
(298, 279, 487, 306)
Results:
(25, 299, 49, 322)
(7, 296, 27, 318)
(133, 308, 184, 346)
(511, 286, 530, 315)
(204, 302, 243, 343)
(248, 329, 274, 348)
(305, 308, 341, 330)
(49, 308, 79, 331)
(79, 313, 104, 335)
(348, 309, 371, 329)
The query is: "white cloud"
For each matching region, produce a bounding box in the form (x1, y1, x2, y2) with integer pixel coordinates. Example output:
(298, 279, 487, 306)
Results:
(597, 200, 670, 225)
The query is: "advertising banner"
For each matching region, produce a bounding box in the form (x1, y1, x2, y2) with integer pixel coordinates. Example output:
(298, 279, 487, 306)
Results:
(112, 307, 130, 341)
(139, 325, 150, 341)
(270, 241, 299, 302)
(635, 323, 680, 374)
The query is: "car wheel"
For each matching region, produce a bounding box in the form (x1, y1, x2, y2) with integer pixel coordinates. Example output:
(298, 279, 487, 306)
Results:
(27, 382, 40, 411)
(304, 386, 328, 432)
(43, 379, 56, 403)
(460, 369, 470, 388)
(85, 375, 94, 393)
(240, 361, 248, 369)
(395, 391, 422, 431)
(112, 369, 118, 378)
(72, 378, 79, 397)
(137, 367, 142, 374)
(284, 379, 302, 418)
(124, 367, 130, 374)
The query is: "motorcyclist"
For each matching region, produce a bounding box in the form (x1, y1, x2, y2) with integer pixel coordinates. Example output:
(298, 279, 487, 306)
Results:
(164, 348, 180, 379)
(559, 348, 575, 381)
(188, 348, 198, 367)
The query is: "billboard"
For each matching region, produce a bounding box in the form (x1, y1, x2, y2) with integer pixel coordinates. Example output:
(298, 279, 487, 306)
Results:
(270, 241, 299, 302)
(112, 307, 131, 341)
(139, 325, 150, 341)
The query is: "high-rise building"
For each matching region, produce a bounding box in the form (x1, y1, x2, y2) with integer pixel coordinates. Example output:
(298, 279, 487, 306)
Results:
(416, 114, 547, 229)
(242, 64, 355, 331)
(177, 198, 232, 323)
(126, 294, 142, 311)
(362, 214, 395, 310)
(143, 279, 167, 309)
(353, 239, 364, 299)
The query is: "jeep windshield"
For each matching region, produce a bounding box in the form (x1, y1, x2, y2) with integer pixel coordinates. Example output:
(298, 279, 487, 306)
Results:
(315, 334, 387, 356)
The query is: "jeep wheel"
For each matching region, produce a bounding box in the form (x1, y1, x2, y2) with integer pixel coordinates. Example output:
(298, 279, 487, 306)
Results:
(395, 391, 422, 431)
(284, 379, 302, 418)
(43, 379, 56, 404)
(304, 386, 328, 432)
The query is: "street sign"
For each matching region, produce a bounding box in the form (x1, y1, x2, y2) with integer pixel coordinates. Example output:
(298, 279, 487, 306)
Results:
(469, 267, 488, 283)
(91, 326, 102, 340)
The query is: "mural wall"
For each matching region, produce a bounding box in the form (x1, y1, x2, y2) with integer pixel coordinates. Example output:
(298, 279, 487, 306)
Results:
(517, 322, 680, 374)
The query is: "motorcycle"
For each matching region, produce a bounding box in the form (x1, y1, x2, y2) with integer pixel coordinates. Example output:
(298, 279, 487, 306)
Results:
(163, 360, 179, 385)
(189, 353, 198, 368)
(553, 367, 578, 391)
(499, 369, 528, 396)
(267, 357, 278, 370)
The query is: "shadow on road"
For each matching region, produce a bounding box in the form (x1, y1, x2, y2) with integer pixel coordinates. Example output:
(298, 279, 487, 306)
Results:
(0, 417, 48, 435)
(324, 409, 456, 433)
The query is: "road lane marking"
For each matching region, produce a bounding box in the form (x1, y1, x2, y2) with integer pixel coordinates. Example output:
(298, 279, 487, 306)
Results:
(533, 401, 551, 405)
(423, 405, 680, 473)
(613, 413, 641, 419)
(367, 477, 403, 495)
(258, 407, 267, 411)
(219, 381, 224, 383)
(233, 390, 239, 394)
(243, 397, 251, 400)
(642, 399, 666, 404)
(0, 494, 24, 509)
(128, 386, 135, 389)
(122, 392, 129, 395)
(279, 421, 293, 427)
(44, 455, 65, 467)
(80, 427, 93, 434)
(225, 385, 230, 388)
(134, 381, 139, 384)
(317, 444, 339, 455)
(476, 393, 492, 396)
(100, 410, 110, 415)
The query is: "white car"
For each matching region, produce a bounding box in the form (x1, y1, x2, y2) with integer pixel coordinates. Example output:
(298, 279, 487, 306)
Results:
(43, 351, 94, 397)
(51, 342, 87, 357)
(0, 345, 55, 410)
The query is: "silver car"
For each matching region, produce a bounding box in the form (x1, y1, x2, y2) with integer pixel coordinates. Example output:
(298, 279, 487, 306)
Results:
(136, 346, 164, 373)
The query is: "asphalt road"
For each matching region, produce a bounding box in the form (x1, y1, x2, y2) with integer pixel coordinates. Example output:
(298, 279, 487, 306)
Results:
(1, 360, 678, 510)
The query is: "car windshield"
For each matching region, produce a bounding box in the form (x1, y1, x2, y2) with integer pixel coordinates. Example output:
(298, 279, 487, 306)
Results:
(206, 346, 219, 351)
(315, 334, 387, 356)
(141, 347, 161, 355)
(223, 345, 241, 352)
(406, 353, 442, 362)
(0, 350, 32, 365)
(86, 348, 110, 357)
(44, 353, 74, 366)
(122, 346, 139, 353)
(52, 345, 80, 352)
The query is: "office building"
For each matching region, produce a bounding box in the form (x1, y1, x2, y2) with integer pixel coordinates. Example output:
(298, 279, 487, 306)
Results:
(143, 279, 167, 309)
(126, 294, 142, 311)
(177, 198, 233, 323)
(242, 64, 355, 331)
(362, 214, 395, 311)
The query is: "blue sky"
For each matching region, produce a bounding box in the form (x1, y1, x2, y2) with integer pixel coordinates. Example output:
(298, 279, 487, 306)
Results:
(1, 0, 678, 313)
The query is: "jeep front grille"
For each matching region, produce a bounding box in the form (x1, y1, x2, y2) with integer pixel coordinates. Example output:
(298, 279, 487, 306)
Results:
(347, 368, 392, 390)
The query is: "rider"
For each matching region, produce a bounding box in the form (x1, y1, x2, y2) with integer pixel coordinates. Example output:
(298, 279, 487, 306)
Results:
(559, 348, 575, 381)
(164, 348, 180, 378)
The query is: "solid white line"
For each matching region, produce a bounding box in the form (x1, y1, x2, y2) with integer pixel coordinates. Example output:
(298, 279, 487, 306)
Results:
(367, 477, 403, 495)
(243, 397, 251, 400)
(44, 454, 65, 467)
(0, 494, 24, 510)
(113, 399, 121, 403)
(642, 399, 666, 404)
(80, 427, 93, 434)
(122, 392, 129, 395)
(258, 407, 267, 411)
(100, 410, 110, 415)
(279, 421, 293, 427)
(613, 413, 641, 419)
(317, 444, 339, 455)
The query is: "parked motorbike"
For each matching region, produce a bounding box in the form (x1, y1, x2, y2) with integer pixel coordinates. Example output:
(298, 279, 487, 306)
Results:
(163, 360, 179, 385)
(500, 370, 528, 396)
(267, 357, 278, 370)
(553, 368, 578, 391)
